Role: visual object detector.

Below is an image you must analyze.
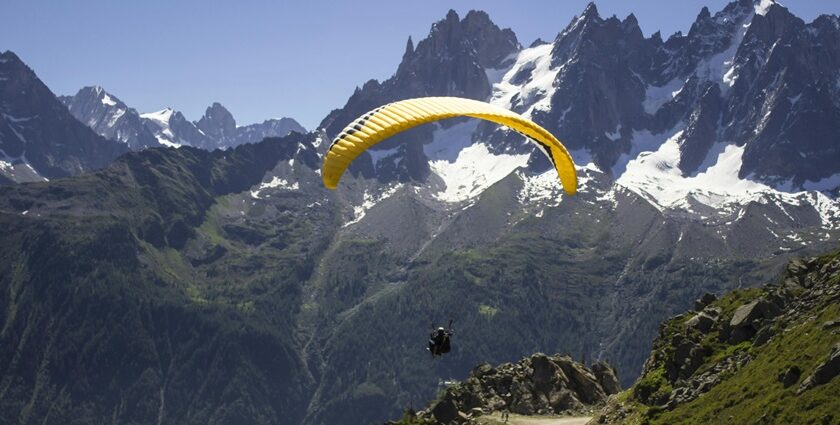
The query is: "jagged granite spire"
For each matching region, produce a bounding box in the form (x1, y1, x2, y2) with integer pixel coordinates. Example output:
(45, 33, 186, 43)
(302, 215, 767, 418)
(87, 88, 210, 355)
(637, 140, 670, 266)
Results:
(403, 35, 414, 61)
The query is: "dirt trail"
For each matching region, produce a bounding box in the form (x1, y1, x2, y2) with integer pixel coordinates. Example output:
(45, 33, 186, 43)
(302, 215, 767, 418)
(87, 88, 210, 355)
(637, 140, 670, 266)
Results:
(480, 413, 591, 425)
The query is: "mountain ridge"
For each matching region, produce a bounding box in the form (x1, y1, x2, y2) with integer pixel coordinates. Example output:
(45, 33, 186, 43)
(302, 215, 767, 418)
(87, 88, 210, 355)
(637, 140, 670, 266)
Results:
(61, 86, 307, 151)
(0, 51, 128, 183)
(1, 2, 840, 425)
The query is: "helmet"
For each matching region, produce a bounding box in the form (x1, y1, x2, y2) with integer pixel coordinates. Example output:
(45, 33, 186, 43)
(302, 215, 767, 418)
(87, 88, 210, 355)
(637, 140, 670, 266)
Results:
(438, 327, 445, 331)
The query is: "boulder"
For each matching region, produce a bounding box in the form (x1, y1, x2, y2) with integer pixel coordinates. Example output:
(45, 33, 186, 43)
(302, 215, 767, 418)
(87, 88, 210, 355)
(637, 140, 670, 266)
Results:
(472, 362, 494, 378)
(778, 366, 801, 388)
(694, 293, 717, 311)
(554, 356, 606, 404)
(531, 353, 557, 385)
(799, 343, 840, 393)
(431, 396, 459, 424)
(549, 388, 584, 412)
(468, 407, 484, 417)
(752, 325, 775, 347)
(591, 361, 622, 395)
(821, 320, 840, 330)
(729, 299, 782, 344)
(686, 311, 717, 334)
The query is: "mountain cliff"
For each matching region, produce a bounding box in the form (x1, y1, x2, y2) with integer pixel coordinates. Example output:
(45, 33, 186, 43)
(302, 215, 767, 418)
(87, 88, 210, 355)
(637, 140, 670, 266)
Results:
(0, 51, 128, 183)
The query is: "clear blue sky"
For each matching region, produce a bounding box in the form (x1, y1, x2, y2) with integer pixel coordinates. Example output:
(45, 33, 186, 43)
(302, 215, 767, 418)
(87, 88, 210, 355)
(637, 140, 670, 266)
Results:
(1, 1, 837, 130)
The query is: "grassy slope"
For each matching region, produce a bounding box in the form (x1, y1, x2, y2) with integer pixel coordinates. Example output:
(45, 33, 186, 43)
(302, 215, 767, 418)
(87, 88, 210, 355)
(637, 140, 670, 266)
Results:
(611, 250, 840, 425)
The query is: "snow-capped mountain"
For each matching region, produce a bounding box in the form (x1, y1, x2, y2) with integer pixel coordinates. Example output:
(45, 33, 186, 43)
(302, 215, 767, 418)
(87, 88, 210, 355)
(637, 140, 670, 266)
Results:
(140, 107, 213, 149)
(59, 86, 161, 150)
(64, 87, 306, 151)
(318, 1, 840, 229)
(0, 51, 128, 183)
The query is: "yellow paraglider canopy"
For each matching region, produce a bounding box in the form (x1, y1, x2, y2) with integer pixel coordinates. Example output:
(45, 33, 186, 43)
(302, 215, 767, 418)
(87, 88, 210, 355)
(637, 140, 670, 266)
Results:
(322, 97, 577, 195)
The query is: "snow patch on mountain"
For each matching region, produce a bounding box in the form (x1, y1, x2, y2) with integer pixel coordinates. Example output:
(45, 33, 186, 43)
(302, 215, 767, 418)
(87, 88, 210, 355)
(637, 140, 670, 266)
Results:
(0, 150, 46, 183)
(424, 121, 478, 161)
(517, 164, 608, 216)
(344, 184, 403, 227)
(250, 176, 299, 199)
(369, 146, 401, 166)
(141, 108, 174, 126)
(615, 135, 840, 228)
(754, 0, 775, 16)
(518, 170, 566, 207)
(101, 93, 117, 107)
(425, 120, 531, 203)
(698, 15, 754, 90)
(643, 78, 685, 114)
(425, 120, 529, 203)
(140, 109, 182, 148)
(613, 125, 685, 177)
(605, 125, 622, 141)
(489, 43, 561, 118)
(430, 143, 529, 203)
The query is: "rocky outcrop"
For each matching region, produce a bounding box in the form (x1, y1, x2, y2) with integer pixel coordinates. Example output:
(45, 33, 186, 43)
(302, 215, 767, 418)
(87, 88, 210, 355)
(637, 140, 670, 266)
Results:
(727, 298, 782, 344)
(593, 251, 840, 424)
(392, 353, 619, 424)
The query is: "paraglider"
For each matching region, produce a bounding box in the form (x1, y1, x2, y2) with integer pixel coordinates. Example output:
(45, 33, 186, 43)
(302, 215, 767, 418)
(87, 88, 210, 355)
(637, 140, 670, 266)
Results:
(428, 320, 454, 358)
(321, 96, 578, 195)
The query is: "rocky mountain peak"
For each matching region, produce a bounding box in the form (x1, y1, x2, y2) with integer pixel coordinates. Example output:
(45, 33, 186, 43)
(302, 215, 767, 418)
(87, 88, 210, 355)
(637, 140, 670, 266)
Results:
(624, 12, 639, 29)
(550, 2, 647, 68)
(1, 50, 128, 182)
(408, 9, 519, 71)
(196, 102, 237, 142)
(744, 2, 802, 44)
(60, 85, 161, 150)
(320, 9, 519, 138)
(697, 6, 712, 22)
(402, 36, 414, 61)
(582, 2, 600, 20)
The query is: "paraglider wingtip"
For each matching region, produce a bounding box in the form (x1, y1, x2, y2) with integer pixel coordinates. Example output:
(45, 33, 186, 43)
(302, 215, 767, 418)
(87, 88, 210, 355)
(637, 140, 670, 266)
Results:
(322, 178, 337, 190)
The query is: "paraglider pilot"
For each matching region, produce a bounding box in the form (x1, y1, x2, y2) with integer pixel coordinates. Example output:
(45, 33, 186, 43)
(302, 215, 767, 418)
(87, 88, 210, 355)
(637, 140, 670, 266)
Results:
(428, 321, 453, 358)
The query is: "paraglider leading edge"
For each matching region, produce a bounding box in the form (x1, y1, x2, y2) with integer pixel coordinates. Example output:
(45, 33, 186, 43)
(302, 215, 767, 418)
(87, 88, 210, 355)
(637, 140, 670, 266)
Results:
(321, 96, 578, 195)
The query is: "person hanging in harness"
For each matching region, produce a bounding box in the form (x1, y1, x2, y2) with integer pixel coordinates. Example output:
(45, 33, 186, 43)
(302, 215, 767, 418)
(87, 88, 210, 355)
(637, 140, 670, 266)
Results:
(427, 321, 453, 358)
